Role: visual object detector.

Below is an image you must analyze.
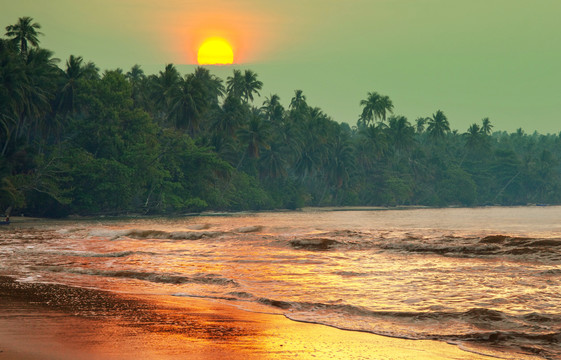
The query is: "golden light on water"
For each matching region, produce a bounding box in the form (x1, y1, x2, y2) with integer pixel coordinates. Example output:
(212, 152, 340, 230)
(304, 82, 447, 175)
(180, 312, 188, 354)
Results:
(197, 37, 234, 65)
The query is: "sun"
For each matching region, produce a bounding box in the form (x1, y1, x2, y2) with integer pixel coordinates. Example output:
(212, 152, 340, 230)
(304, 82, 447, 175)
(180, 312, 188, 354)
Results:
(197, 37, 234, 65)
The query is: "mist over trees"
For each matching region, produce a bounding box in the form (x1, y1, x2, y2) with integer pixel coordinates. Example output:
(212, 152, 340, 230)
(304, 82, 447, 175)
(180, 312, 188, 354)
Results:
(2, 17, 561, 217)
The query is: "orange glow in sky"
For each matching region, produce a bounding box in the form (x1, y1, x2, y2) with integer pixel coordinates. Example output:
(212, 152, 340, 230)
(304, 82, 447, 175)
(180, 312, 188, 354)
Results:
(197, 37, 234, 65)
(155, 4, 286, 65)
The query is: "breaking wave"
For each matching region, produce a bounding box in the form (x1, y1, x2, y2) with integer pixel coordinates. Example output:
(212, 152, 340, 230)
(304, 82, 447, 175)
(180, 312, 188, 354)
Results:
(89, 228, 222, 241)
(255, 297, 561, 359)
(42, 250, 138, 258)
(38, 266, 239, 287)
(88, 225, 266, 241)
(288, 230, 561, 262)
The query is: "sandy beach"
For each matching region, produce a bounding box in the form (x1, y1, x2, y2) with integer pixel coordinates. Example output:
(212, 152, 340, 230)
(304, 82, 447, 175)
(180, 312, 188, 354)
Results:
(0, 276, 536, 360)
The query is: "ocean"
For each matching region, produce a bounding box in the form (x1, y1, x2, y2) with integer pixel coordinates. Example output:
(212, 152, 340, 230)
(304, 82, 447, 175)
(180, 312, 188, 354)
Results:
(1, 207, 560, 359)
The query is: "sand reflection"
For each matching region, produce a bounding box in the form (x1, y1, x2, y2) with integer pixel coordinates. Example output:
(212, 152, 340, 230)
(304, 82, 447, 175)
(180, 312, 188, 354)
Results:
(0, 276, 533, 360)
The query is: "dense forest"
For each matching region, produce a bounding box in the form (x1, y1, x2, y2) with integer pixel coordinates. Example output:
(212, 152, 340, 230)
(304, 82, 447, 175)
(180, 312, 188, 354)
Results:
(2, 17, 561, 217)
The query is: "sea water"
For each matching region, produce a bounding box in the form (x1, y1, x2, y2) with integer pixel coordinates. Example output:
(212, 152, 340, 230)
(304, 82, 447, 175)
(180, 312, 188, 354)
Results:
(1, 207, 560, 359)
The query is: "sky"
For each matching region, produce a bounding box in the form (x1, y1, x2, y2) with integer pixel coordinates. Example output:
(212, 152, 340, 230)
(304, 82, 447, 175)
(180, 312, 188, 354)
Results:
(2, 0, 561, 133)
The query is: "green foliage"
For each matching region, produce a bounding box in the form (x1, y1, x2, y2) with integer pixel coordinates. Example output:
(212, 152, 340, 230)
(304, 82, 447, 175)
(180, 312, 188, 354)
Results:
(438, 166, 477, 206)
(68, 150, 135, 213)
(3, 17, 561, 217)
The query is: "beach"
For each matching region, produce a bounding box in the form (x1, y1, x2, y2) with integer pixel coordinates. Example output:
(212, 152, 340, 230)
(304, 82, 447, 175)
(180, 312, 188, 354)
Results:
(0, 276, 516, 360)
(1, 209, 558, 359)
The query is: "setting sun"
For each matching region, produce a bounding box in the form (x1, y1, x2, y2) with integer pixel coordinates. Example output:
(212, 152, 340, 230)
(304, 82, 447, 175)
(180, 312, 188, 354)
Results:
(197, 37, 234, 65)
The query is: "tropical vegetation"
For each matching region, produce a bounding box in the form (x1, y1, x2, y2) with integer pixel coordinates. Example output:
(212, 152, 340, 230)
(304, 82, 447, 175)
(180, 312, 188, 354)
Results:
(2, 17, 561, 217)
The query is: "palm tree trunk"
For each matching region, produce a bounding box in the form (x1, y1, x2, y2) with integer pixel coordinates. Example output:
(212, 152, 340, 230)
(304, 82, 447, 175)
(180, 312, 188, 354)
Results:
(493, 171, 520, 203)
(236, 151, 247, 170)
(1, 130, 11, 156)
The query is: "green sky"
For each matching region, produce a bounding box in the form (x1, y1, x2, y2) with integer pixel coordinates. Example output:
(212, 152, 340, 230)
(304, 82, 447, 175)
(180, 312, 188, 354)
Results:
(2, 0, 560, 133)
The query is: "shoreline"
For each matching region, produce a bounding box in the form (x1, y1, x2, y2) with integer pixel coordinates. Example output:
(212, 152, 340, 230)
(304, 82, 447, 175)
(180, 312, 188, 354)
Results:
(0, 276, 539, 360)
(4, 204, 558, 223)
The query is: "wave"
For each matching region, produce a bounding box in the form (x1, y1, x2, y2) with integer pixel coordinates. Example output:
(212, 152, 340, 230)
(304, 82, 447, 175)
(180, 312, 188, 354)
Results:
(42, 250, 137, 258)
(287, 230, 561, 262)
(289, 238, 341, 250)
(89, 228, 222, 241)
(540, 269, 561, 276)
(235, 225, 263, 233)
(88, 225, 266, 241)
(255, 297, 561, 359)
(334, 271, 369, 277)
(379, 234, 561, 261)
(37, 266, 239, 287)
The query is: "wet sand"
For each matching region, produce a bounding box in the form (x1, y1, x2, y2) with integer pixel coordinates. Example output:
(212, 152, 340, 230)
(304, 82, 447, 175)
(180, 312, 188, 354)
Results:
(0, 277, 539, 360)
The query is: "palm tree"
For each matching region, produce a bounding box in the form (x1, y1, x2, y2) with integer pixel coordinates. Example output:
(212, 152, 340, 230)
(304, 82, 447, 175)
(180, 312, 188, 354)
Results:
(23, 48, 60, 143)
(241, 109, 270, 158)
(0, 39, 25, 155)
(58, 55, 99, 115)
(169, 74, 207, 135)
(387, 115, 415, 155)
(359, 92, 379, 125)
(5, 17, 43, 57)
(464, 123, 482, 151)
(427, 110, 450, 141)
(289, 89, 309, 123)
(226, 69, 244, 99)
(192, 66, 224, 107)
(377, 95, 394, 122)
(359, 91, 393, 125)
(149, 64, 180, 125)
(211, 94, 247, 137)
(237, 109, 271, 169)
(358, 123, 388, 166)
(126, 64, 146, 107)
(327, 132, 354, 189)
(226, 69, 262, 103)
(415, 117, 428, 134)
(241, 69, 262, 103)
(126, 64, 144, 82)
(259, 142, 287, 179)
(481, 117, 493, 135)
(261, 94, 284, 125)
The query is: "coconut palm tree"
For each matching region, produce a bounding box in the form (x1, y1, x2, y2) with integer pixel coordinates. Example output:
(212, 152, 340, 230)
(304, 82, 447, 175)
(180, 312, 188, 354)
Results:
(427, 110, 450, 141)
(261, 94, 284, 125)
(126, 64, 144, 82)
(149, 64, 181, 125)
(259, 142, 288, 179)
(359, 92, 379, 125)
(415, 117, 428, 134)
(23, 47, 60, 143)
(226, 69, 244, 99)
(241, 69, 262, 103)
(387, 115, 415, 155)
(465, 123, 482, 150)
(288, 89, 309, 123)
(377, 95, 394, 122)
(58, 55, 99, 115)
(126, 64, 146, 107)
(0, 39, 25, 155)
(359, 91, 394, 125)
(359, 123, 388, 161)
(211, 94, 247, 137)
(238, 109, 270, 159)
(169, 74, 208, 135)
(5, 17, 43, 57)
(481, 117, 493, 135)
(327, 131, 354, 189)
(192, 66, 224, 106)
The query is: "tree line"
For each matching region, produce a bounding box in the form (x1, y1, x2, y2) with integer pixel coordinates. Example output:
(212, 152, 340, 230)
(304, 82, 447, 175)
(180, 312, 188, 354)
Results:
(2, 17, 561, 217)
